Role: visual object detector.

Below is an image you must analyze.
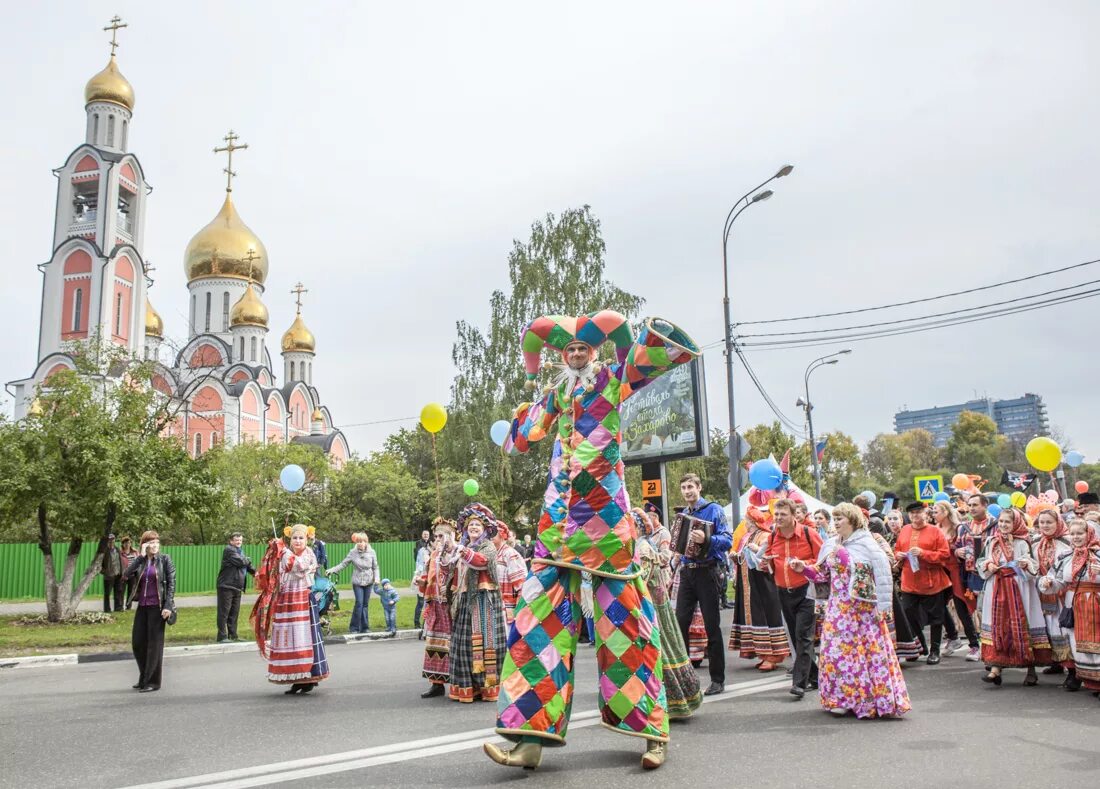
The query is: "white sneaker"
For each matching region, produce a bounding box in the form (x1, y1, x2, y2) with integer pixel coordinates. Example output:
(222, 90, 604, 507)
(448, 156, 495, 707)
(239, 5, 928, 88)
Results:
(966, 647, 981, 662)
(942, 638, 964, 655)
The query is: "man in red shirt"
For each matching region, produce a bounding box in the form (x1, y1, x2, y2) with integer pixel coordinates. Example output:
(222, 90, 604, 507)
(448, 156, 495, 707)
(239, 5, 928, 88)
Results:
(766, 498, 823, 699)
(894, 502, 952, 664)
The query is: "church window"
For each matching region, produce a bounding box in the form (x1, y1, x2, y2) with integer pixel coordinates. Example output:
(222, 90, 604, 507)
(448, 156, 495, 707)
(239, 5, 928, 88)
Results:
(211, 432, 219, 447)
(121, 120, 128, 150)
(222, 292, 230, 331)
(250, 336, 257, 362)
(204, 292, 211, 332)
(290, 361, 296, 380)
(73, 289, 83, 332)
(107, 115, 115, 147)
(92, 114, 99, 143)
(239, 337, 245, 362)
(115, 293, 123, 336)
(194, 433, 202, 457)
(190, 294, 196, 331)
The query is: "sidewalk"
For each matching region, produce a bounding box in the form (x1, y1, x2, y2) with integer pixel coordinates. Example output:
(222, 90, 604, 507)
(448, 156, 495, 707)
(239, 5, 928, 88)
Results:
(0, 585, 415, 616)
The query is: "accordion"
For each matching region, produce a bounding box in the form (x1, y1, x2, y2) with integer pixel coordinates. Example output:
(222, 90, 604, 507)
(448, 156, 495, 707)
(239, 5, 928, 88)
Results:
(671, 512, 712, 560)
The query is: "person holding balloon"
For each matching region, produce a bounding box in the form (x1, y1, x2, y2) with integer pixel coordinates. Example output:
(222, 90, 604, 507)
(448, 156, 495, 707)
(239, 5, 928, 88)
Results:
(976, 507, 1050, 686)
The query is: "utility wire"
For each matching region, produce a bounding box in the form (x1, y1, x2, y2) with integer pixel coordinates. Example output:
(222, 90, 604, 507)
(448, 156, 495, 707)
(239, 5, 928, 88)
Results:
(733, 257, 1100, 326)
(738, 277, 1100, 338)
(733, 345, 808, 438)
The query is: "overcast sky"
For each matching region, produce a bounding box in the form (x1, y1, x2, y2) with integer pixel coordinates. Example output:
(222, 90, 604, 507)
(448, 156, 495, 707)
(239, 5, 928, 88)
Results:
(4, 1, 1099, 461)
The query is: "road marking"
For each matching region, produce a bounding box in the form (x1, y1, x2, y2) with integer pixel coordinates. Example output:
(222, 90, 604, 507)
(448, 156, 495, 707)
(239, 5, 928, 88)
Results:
(120, 675, 790, 789)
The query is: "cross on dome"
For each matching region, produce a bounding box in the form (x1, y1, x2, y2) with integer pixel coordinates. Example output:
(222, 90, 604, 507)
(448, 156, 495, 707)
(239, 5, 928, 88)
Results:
(104, 15, 127, 57)
(214, 130, 248, 193)
(291, 282, 308, 314)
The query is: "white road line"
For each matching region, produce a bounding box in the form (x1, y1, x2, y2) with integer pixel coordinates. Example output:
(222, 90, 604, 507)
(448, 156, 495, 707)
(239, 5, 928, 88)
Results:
(120, 676, 790, 789)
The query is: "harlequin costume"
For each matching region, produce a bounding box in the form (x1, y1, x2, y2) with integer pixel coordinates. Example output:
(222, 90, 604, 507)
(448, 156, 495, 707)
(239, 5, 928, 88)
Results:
(418, 517, 456, 698)
(484, 311, 699, 772)
(447, 504, 508, 703)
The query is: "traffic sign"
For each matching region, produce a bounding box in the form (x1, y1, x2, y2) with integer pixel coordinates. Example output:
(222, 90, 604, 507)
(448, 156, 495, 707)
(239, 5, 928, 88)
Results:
(643, 479, 662, 498)
(914, 475, 944, 503)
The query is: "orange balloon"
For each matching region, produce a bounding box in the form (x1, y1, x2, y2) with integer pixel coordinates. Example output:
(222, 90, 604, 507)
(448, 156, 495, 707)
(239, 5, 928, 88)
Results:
(951, 473, 971, 490)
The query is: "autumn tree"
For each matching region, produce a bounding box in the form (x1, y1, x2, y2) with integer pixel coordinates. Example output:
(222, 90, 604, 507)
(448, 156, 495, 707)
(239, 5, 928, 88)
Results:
(944, 412, 1006, 482)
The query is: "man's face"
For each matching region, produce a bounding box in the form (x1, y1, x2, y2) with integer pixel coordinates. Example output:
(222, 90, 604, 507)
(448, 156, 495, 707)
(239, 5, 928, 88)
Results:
(422, 531, 430, 542)
(524, 535, 532, 544)
(680, 481, 701, 503)
(774, 507, 795, 530)
(565, 342, 593, 370)
(230, 535, 243, 548)
(969, 498, 986, 519)
(910, 508, 927, 526)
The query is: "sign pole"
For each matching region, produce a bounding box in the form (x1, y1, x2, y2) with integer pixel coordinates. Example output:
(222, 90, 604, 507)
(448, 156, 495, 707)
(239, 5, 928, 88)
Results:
(641, 461, 668, 528)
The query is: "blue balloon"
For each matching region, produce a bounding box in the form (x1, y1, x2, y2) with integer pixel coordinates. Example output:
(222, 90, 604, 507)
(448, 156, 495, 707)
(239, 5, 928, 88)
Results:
(987, 503, 1002, 519)
(490, 420, 511, 447)
(1066, 450, 1085, 468)
(280, 463, 306, 493)
(748, 459, 783, 491)
(933, 491, 950, 503)
(996, 493, 1011, 508)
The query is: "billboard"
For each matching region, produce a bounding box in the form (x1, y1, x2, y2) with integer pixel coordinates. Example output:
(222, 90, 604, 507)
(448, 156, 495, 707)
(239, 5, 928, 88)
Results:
(620, 357, 710, 465)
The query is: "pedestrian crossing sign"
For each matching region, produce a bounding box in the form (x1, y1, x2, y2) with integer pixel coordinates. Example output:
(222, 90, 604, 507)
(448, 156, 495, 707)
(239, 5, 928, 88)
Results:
(914, 475, 943, 503)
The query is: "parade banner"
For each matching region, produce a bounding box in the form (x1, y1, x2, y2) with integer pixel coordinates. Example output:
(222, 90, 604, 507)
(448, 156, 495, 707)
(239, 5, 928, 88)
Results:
(620, 357, 709, 465)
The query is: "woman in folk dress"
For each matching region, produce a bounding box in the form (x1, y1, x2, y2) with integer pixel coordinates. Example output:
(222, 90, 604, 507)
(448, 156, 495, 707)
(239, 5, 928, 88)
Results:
(1039, 520, 1100, 692)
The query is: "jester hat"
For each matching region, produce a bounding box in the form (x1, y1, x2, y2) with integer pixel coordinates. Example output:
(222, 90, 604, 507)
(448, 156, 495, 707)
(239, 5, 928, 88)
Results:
(521, 310, 634, 385)
(457, 502, 499, 539)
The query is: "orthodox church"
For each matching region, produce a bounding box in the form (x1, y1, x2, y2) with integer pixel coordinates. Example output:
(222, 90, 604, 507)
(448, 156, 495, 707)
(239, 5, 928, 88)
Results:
(7, 18, 350, 466)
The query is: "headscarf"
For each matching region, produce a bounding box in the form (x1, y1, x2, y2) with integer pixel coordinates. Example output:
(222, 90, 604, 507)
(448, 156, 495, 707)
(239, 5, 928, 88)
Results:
(816, 528, 893, 613)
(1071, 527, 1100, 581)
(991, 508, 1028, 563)
(631, 507, 655, 538)
(1034, 511, 1068, 575)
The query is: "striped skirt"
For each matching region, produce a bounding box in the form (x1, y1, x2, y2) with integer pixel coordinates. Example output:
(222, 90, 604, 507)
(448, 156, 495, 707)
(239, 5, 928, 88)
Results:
(652, 589, 702, 718)
(1071, 582, 1100, 688)
(267, 587, 330, 684)
(449, 589, 506, 702)
(728, 564, 790, 663)
(421, 598, 452, 684)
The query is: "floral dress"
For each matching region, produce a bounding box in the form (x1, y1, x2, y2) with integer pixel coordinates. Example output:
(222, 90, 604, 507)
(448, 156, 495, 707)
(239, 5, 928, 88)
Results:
(810, 546, 910, 719)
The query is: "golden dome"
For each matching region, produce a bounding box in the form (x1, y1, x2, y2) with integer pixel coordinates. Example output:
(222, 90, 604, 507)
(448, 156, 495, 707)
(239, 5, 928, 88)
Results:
(281, 313, 316, 353)
(311, 408, 323, 422)
(184, 194, 268, 285)
(230, 283, 269, 328)
(85, 56, 135, 111)
(145, 298, 164, 337)
(28, 398, 44, 418)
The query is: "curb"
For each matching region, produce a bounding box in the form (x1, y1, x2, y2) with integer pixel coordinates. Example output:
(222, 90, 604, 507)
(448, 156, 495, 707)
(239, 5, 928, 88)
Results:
(0, 628, 422, 670)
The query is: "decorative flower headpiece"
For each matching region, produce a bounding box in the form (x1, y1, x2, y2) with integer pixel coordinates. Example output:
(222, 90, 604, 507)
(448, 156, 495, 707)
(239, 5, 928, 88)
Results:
(457, 503, 499, 539)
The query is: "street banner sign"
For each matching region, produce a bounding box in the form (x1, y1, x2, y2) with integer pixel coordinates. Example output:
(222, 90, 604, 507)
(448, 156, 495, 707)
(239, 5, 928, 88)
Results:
(914, 474, 944, 503)
(621, 357, 710, 465)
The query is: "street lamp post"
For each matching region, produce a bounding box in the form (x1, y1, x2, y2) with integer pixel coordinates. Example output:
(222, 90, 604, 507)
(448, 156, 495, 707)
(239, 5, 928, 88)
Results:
(724, 165, 793, 527)
(797, 350, 851, 500)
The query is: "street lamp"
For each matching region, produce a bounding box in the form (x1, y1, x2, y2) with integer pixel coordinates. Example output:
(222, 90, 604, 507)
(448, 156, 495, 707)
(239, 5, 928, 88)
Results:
(723, 165, 793, 527)
(798, 349, 851, 500)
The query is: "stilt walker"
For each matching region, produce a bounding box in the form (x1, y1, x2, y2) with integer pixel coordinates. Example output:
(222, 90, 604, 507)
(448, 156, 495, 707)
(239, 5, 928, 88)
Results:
(483, 311, 699, 772)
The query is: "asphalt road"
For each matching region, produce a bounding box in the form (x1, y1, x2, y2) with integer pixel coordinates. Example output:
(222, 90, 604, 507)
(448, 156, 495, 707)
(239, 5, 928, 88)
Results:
(3, 611, 1099, 789)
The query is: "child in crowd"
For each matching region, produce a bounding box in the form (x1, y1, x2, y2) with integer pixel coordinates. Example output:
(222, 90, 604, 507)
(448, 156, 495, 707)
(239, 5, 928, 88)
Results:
(378, 578, 400, 636)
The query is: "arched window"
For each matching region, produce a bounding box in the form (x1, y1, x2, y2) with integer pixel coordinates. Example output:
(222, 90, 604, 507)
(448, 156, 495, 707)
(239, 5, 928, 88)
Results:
(290, 361, 295, 381)
(73, 288, 83, 332)
(211, 432, 219, 447)
(92, 114, 99, 143)
(204, 292, 211, 332)
(107, 115, 115, 147)
(222, 292, 230, 331)
(239, 336, 245, 361)
(194, 433, 203, 457)
(121, 120, 128, 150)
(115, 292, 123, 336)
(250, 336, 257, 362)
(190, 294, 196, 330)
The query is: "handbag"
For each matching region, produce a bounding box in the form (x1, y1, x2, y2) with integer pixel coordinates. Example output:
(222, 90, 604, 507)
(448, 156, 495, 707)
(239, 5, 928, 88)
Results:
(1057, 568, 1085, 629)
(166, 608, 178, 626)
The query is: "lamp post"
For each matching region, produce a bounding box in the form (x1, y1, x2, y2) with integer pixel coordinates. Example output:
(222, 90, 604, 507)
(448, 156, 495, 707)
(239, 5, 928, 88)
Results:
(797, 350, 851, 500)
(724, 165, 793, 527)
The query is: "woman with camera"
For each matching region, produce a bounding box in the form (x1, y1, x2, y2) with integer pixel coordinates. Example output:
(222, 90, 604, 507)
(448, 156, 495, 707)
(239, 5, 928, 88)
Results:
(121, 530, 176, 692)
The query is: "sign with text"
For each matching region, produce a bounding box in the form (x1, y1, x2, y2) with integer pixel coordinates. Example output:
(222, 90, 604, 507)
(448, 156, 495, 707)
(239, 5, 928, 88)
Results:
(620, 357, 710, 465)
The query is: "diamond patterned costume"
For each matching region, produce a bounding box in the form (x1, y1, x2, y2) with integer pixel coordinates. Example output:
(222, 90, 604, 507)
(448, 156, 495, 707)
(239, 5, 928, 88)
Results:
(495, 312, 699, 746)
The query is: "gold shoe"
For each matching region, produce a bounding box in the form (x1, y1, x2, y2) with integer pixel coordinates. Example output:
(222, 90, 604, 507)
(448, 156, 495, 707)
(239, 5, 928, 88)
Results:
(483, 741, 543, 770)
(641, 740, 666, 770)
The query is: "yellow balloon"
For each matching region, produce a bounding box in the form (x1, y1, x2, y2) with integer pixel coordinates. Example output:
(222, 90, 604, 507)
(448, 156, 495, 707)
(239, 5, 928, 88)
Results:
(1025, 436, 1061, 473)
(1010, 491, 1026, 508)
(420, 402, 448, 434)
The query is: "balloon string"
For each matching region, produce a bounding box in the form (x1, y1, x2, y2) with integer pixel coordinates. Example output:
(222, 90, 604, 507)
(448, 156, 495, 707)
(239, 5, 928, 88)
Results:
(431, 431, 442, 519)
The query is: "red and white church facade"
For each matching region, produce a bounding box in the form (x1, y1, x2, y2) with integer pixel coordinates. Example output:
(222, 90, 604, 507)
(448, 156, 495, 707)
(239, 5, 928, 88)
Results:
(8, 23, 349, 466)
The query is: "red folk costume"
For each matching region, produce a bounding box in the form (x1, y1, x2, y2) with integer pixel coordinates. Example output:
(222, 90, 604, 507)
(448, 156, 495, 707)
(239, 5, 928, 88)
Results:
(495, 525, 529, 628)
(419, 519, 456, 688)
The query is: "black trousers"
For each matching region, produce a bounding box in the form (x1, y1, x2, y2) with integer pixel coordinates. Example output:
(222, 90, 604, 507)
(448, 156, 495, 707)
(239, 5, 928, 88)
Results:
(676, 564, 725, 685)
(778, 586, 818, 689)
(103, 576, 124, 612)
(216, 587, 243, 640)
(943, 593, 979, 648)
(132, 605, 166, 688)
(900, 591, 944, 653)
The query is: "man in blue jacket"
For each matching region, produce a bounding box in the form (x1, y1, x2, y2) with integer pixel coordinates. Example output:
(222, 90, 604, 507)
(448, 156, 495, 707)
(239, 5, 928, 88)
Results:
(216, 532, 256, 642)
(674, 473, 733, 696)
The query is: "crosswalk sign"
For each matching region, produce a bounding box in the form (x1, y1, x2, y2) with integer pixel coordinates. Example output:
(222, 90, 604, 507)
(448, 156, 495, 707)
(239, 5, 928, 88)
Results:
(914, 475, 944, 503)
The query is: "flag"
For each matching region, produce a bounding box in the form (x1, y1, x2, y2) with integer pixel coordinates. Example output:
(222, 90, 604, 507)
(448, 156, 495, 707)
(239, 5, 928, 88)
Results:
(1001, 469, 1037, 491)
(815, 438, 828, 462)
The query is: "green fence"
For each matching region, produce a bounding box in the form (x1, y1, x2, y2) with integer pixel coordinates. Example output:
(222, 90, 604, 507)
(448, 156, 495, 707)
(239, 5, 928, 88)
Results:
(0, 541, 416, 600)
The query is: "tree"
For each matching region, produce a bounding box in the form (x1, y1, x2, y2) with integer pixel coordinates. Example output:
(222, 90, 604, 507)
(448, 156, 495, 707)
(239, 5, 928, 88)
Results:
(740, 422, 813, 493)
(862, 429, 941, 491)
(0, 344, 222, 621)
(442, 206, 645, 523)
(944, 411, 1006, 483)
(817, 431, 865, 503)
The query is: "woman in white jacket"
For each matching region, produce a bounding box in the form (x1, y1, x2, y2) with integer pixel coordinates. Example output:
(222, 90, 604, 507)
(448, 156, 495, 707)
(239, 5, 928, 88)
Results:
(328, 532, 380, 633)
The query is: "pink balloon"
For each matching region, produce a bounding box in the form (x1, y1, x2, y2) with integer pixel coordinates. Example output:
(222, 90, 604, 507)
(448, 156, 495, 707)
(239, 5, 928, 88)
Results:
(1076, 481, 1089, 494)
(1042, 490, 1059, 504)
